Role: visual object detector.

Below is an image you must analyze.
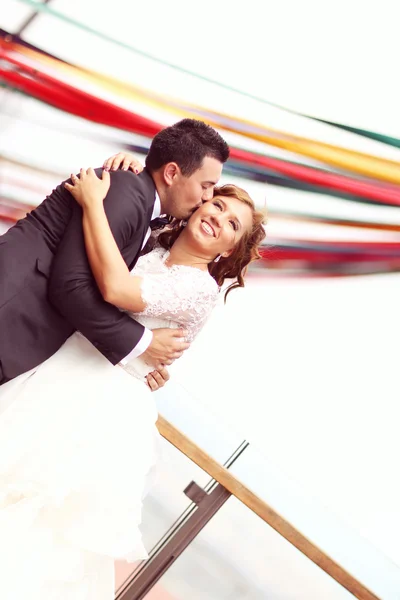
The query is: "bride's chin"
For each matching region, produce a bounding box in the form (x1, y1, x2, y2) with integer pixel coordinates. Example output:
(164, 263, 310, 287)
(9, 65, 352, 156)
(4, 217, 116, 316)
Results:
(187, 235, 212, 255)
(186, 226, 214, 248)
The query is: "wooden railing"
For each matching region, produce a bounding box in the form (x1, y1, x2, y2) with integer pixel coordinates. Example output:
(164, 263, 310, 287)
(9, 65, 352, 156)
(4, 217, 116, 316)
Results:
(157, 415, 380, 600)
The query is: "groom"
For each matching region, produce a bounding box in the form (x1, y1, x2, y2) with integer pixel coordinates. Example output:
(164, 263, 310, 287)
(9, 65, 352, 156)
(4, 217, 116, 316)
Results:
(0, 119, 229, 385)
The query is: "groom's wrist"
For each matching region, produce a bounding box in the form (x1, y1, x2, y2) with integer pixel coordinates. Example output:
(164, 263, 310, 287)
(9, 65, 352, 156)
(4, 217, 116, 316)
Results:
(119, 328, 153, 364)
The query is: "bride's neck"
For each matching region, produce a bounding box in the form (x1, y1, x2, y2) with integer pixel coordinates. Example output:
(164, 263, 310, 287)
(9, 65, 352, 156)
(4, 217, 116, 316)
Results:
(166, 237, 209, 270)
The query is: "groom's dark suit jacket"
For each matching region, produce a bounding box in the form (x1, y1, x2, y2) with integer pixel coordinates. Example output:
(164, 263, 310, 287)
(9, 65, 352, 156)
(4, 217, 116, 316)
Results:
(0, 168, 156, 385)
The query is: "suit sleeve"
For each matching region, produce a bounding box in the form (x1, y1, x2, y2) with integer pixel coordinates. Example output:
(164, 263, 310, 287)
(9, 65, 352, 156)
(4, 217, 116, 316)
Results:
(48, 169, 146, 365)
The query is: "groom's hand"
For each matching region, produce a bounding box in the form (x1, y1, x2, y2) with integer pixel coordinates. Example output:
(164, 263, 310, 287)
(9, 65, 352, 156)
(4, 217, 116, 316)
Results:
(142, 328, 190, 369)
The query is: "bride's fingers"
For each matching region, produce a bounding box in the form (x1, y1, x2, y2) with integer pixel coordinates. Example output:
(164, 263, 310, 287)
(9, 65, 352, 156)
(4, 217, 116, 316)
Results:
(102, 169, 111, 186)
(123, 158, 143, 173)
(103, 156, 114, 171)
(109, 153, 125, 171)
(69, 173, 79, 185)
(147, 369, 168, 391)
(157, 366, 170, 382)
(146, 373, 158, 391)
(150, 371, 164, 389)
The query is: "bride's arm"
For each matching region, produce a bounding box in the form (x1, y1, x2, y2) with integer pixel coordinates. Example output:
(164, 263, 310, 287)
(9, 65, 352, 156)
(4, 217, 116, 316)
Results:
(64, 168, 146, 313)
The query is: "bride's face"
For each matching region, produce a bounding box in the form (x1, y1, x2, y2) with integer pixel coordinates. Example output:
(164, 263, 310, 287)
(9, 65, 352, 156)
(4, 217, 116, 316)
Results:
(186, 195, 253, 259)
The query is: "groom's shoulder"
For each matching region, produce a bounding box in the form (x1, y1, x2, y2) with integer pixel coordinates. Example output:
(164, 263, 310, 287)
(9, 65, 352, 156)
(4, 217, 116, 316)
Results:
(106, 168, 153, 192)
(105, 168, 155, 205)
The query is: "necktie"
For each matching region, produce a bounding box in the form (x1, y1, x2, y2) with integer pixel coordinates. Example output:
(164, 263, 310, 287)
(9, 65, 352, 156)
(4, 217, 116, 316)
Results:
(150, 216, 170, 231)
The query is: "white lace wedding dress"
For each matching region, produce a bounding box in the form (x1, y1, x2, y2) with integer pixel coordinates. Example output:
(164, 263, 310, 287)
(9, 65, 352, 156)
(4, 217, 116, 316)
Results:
(0, 247, 218, 600)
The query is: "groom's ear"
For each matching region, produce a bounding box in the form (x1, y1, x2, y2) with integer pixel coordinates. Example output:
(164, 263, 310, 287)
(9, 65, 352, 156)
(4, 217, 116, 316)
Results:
(163, 162, 180, 186)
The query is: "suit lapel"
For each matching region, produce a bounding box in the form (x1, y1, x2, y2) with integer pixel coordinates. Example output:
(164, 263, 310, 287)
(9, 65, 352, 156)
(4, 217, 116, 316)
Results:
(127, 206, 154, 271)
(127, 169, 156, 271)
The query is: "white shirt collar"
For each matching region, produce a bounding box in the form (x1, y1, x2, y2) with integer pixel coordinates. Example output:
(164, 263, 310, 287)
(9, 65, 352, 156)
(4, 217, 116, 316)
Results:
(152, 192, 161, 220)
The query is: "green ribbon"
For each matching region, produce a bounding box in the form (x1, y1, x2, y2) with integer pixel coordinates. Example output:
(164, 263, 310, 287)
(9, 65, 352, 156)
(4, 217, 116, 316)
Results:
(15, 0, 400, 150)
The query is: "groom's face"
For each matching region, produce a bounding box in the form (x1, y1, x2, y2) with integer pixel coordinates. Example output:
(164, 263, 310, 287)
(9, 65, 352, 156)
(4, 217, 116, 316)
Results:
(165, 156, 223, 219)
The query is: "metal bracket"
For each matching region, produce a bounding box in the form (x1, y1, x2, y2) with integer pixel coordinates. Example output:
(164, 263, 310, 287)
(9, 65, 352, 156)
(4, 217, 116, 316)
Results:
(183, 480, 208, 504)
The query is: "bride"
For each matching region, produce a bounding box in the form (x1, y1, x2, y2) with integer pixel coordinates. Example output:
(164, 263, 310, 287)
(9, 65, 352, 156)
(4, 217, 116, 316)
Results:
(0, 165, 266, 599)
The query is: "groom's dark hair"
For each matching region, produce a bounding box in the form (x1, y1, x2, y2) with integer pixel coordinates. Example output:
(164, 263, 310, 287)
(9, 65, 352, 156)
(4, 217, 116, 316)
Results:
(145, 118, 229, 176)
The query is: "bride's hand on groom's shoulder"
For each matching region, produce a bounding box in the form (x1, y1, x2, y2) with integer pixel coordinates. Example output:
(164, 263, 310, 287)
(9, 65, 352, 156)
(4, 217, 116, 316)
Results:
(103, 152, 144, 174)
(64, 168, 111, 208)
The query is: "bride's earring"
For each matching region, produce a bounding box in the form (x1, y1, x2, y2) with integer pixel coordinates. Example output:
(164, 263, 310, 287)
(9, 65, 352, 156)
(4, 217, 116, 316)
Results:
(214, 254, 221, 263)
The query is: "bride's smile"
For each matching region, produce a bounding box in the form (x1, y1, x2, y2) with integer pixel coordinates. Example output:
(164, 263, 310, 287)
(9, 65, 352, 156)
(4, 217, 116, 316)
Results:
(183, 194, 254, 261)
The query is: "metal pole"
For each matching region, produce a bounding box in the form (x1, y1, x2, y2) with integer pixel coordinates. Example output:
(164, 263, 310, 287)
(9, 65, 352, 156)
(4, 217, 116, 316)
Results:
(116, 481, 231, 600)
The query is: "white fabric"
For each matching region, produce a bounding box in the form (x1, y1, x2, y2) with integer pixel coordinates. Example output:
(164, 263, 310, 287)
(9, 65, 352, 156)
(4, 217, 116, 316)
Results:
(122, 247, 219, 381)
(0, 246, 218, 599)
(120, 192, 161, 363)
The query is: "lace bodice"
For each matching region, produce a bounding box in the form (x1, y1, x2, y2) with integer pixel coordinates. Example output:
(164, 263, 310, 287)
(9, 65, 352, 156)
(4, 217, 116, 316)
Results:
(121, 246, 219, 380)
